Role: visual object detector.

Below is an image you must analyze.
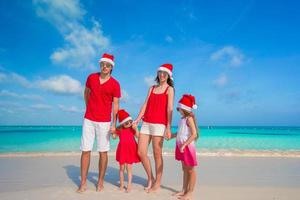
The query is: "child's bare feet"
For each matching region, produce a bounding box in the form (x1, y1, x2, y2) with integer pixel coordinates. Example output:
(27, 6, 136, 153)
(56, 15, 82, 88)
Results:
(76, 184, 87, 193)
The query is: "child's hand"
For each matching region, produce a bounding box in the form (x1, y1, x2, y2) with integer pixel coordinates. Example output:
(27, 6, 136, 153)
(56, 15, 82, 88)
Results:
(180, 144, 186, 153)
(132, 123, 137, 129)
(112, 133, 117, 139)
(110, 126, 116, 134)
(133, 119, 140, 126)
(170, 133, 177, 139)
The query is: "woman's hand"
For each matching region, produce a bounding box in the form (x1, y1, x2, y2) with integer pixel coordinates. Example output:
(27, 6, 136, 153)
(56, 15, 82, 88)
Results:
(164, 126, 171, 140)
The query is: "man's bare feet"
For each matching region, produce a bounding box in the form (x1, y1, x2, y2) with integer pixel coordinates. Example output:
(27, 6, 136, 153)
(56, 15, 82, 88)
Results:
(76, 184, 87, 193)
(119, 185, 125, 191)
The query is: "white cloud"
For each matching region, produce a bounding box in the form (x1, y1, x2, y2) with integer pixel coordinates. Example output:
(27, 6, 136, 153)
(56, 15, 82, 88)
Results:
(34, 0, 110, 69)
(0, 72, 7, 81)
(59, 104, 83, 113)
(165, 35, 173, 43)
(37, 75, 84, 95)
(0, 72, 31, 87)
(33, 0, 85, 31)
(30, 104, 53, 110)
(213, 74, 228, 88)
(0, 90, 43, 100)
(0, 101, 31, 113)
(144, 76, 156, 87)
(210, 46, 245, 67)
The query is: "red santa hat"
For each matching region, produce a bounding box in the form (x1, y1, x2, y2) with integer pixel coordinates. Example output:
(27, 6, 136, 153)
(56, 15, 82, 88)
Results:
(177, 94, 198, 112)
(99, 53, 115, 67)
(117, 109, 132, 125)
(157, 63, 173, 80)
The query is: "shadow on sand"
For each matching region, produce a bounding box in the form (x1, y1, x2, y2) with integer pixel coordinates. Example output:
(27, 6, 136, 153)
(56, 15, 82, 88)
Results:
(63, 165, 178, 193)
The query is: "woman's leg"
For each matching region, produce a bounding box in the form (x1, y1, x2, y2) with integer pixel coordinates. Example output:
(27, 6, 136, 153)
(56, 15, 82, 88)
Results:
(126, 164, 133, 192)
(138, 134, 154, 189)
(148, 136, 164, 192)
(119, 164, 125, 191)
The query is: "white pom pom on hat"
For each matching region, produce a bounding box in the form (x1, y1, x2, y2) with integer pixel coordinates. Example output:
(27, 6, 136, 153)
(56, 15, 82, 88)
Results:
(177, 94, 198, 112)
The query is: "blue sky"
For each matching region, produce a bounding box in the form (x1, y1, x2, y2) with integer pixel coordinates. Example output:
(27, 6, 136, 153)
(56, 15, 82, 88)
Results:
(0, 0, 299, 126)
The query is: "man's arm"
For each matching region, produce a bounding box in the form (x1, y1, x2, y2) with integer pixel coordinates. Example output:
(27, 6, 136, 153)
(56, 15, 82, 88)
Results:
(84, 87, 90, 106)
(110, 97, 119, 134)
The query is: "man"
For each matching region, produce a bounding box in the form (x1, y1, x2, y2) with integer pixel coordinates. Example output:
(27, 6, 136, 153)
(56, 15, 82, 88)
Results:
(77, 53, 121, 192)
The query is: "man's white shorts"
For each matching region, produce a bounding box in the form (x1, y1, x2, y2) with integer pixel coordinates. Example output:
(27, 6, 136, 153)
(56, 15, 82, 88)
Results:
(80, 118, 111, 152)
(140, 121, 166, 137)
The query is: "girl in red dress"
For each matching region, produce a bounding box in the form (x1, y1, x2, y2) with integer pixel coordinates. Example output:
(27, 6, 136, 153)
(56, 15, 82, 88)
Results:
(112, 109, 140, 192)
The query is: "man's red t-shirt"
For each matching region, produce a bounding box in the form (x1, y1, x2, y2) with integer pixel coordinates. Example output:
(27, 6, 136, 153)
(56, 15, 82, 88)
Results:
(84, 73, 121, 122)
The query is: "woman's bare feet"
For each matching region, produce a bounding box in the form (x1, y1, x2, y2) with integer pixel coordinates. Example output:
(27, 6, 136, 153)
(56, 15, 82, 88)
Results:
(76, 183, 87, 193)
(126, 184, 132, 193)
(172, 190, 185, 196)
(144, 178, 153, 190)
(119, 185, 125, 191)
(96, 184, 104, 192)
(178, 192, 192, 200)
(146, 182, 160, 193)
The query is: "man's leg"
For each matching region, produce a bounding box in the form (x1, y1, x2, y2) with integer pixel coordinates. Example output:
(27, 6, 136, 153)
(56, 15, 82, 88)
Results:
(77, 151, 91, 192)
(95, 121, 111, 191)
(78, 119, 95, 192)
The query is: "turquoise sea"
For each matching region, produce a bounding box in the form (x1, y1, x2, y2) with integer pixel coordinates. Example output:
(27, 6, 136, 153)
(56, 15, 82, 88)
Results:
(0, 126, 300, 153)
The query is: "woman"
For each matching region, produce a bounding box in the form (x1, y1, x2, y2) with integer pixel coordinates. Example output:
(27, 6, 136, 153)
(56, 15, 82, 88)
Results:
(134, 63, 174, 192)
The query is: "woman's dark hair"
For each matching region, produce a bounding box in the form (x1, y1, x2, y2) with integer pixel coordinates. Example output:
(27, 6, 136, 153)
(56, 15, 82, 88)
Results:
(155, 74, 174, 87)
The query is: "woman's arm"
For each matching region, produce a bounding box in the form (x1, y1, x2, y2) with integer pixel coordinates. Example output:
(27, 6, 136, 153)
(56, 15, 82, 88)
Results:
(180, 116, 197, 152)
(134, 86, 153, 124)
(165, 87, 174, 140)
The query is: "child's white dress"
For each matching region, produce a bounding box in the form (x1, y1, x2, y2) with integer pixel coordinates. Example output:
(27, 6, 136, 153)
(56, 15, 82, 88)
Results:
(175, 117, 198, 166)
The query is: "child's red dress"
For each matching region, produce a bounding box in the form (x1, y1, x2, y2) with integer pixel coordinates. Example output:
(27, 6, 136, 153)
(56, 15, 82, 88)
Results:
(116, 127, 140, 164)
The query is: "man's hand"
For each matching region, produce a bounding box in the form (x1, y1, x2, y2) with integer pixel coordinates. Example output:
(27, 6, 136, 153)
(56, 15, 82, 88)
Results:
(110, 126, 116, 134)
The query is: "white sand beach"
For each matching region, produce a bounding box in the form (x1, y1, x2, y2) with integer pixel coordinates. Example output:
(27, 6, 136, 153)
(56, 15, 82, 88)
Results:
(0, 153, 300, 200)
